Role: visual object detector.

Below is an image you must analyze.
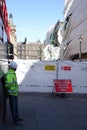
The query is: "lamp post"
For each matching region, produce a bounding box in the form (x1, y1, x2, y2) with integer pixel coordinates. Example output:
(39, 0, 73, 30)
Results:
(78, 35, 83, 62)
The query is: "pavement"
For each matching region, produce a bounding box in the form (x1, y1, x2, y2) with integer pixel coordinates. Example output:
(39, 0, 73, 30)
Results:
(1, 92, 87, 130)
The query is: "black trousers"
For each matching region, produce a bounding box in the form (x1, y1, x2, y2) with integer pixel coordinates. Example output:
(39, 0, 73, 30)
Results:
(8, 95, 19, 122)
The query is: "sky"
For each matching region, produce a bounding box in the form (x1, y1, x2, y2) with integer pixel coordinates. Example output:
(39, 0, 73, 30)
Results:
(6, 0, 64, 43)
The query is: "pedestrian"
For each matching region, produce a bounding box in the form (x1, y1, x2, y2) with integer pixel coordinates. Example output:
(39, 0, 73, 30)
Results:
(4, 61, 24, 125)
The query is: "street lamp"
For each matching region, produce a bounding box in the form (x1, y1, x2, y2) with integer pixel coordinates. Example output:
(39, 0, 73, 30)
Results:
(78, 35, 83, 62)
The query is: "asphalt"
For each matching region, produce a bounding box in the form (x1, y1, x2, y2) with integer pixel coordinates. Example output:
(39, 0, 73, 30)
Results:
(1, 92, 87, 130)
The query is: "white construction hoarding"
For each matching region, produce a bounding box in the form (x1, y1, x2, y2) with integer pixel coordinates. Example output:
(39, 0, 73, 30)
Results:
(15, 59, 87, 93)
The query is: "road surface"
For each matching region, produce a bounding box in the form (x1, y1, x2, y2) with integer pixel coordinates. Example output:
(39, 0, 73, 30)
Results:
(2, 93, 87, 130)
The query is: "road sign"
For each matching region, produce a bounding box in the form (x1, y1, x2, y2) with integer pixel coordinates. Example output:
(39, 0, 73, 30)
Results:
(54, 79, 73, 93)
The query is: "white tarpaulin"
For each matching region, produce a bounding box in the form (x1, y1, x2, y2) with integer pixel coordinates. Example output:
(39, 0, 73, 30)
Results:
(16, 59, 57, 92)
(15, 59, 87, 93)
(57, 61, 87, 93)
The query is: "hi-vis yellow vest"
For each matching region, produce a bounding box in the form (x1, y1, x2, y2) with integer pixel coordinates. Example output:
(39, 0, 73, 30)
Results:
(5, 69, 18, 96)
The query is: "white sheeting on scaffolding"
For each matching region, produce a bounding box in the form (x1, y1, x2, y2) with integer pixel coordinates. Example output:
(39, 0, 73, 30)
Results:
(16, 59, 57, 93)
(15, 59, 87, 93)
(57, 60, 87, 93)
(43, 44, 60, 60)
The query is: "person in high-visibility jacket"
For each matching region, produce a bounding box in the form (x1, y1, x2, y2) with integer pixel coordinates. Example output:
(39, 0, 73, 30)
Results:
(5, 61, 23, 125)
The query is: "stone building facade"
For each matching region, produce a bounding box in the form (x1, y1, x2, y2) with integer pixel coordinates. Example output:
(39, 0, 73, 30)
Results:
(17, 41, 45, 60)
(8, 13, 17, 59)
(59, 0, 87, 61)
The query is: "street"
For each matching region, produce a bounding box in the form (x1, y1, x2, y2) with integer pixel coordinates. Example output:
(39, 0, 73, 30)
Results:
(2, 93, 87, 130)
